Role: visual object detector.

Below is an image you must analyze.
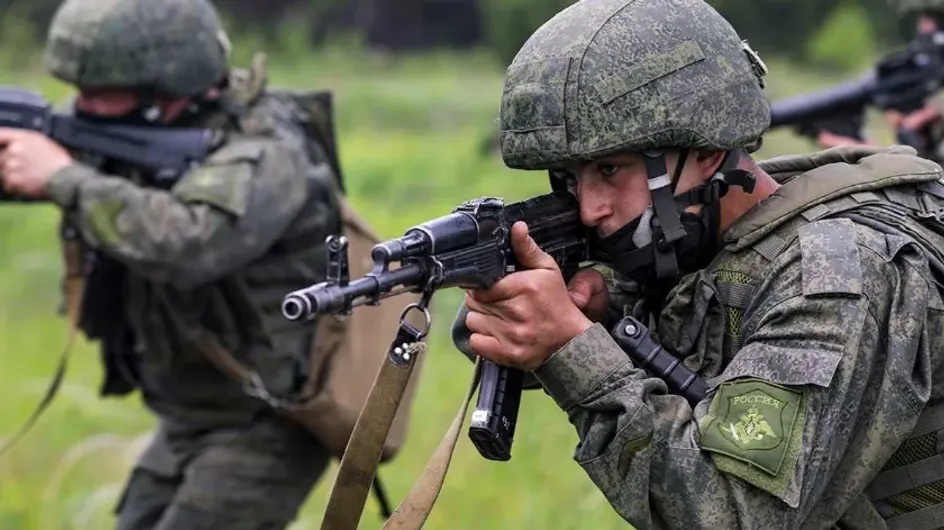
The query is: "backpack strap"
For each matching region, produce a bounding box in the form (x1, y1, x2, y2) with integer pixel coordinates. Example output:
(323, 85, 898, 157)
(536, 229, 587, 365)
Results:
(0, 219, 86, 456)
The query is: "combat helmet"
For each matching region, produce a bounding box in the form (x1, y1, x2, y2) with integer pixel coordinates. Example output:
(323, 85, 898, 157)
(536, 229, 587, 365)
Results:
(43, 0, 231, 98)
(499, 0, 770, 283)
(887, 0, 944, 17)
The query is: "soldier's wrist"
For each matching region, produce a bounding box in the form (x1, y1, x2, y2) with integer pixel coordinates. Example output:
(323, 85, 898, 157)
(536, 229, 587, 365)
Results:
(46, 162, 99, 209)
(533, 323, 631, 411)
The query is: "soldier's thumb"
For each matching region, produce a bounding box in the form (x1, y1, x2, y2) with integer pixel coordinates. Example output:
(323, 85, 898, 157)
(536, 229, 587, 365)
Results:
(510, 221, 557, 271)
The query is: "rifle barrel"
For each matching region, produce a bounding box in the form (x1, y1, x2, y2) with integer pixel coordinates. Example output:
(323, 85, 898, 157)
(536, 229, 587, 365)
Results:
(768, 71, 876, 128)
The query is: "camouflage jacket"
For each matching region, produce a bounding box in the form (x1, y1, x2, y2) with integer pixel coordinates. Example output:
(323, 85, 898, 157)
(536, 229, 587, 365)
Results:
(46, 86, 342, 433)
(455, 145, 944, 528)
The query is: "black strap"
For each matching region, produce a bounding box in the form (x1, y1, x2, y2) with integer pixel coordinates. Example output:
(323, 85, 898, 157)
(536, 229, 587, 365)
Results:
(373, 475, 393, 520)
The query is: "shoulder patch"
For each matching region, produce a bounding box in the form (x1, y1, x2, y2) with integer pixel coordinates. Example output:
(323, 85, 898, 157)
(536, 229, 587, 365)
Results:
(171, 141, 267, 218)
(798, 218, 862, 297)
(698, 378, 808, 506)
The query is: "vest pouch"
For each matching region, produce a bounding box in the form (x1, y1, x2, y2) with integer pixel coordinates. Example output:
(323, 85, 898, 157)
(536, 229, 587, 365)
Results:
(658, 269, 728, 375)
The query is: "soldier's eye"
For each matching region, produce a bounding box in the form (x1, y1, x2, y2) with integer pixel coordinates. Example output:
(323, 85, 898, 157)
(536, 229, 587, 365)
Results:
(550, 169, 578, 193)
(599, 164, 620, 178)
(565, 177, 578, 194)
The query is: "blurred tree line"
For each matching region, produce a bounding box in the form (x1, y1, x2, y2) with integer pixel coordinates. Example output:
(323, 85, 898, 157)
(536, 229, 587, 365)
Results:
(1, 0, 913, 71)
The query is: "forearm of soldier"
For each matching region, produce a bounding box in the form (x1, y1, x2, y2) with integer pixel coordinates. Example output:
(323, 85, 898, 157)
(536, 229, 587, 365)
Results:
(531, 293, 918, 528)
(531, 326, 758, 528)
(45, 156, 318, 287)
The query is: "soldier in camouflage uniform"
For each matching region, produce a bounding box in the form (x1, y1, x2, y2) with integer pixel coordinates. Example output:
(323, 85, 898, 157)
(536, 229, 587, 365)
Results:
(0, 0, 340, 528)
(452, 0, 944, 527)
(815, 0, 944, 161)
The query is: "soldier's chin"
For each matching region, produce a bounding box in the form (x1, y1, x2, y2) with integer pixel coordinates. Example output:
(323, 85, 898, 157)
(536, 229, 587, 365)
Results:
(596, 227, 617, 239)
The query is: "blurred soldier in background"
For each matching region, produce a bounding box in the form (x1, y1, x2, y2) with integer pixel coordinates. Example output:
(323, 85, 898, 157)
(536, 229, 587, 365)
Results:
(815, 0, 944, 160)
(0, 0, 343, 528)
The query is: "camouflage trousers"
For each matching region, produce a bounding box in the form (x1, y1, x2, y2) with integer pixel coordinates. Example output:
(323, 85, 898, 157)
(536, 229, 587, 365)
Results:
(114, 412, 331, 530)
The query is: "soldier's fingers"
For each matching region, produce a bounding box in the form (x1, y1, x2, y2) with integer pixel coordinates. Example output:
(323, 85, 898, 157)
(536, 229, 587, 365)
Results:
(567, 268, 606, 308)
(467, 277, 520, 304)
(509, 221, 559, 271)
(0, 140, 18, 165)
(464, 307, 508, 336)
(0, 128, 28, 144)
(467, 332, 506, 361)
(5, 140, 24, 155)
(2, 153, 21, 173)
(464, 292, 500, 317)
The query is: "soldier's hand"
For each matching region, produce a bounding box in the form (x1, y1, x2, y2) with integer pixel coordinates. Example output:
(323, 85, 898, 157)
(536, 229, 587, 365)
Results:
(567, 268, 608, 322)
(900, 103, 943, 132)
(0, 128, 73, 198)
(464, 221, 592, 371)
(815, 130, 873, 150)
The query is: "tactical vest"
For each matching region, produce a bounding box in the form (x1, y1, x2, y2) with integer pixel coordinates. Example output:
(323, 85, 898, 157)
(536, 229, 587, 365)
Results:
(701, 145, 944, 529)
(172, 53, 425, 462)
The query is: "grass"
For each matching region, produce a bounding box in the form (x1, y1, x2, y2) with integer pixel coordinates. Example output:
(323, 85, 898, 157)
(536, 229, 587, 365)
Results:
(0, 34, 900, 530)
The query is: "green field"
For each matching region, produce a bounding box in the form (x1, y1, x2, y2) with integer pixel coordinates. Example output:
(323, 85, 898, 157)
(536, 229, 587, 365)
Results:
(0, 37, 899, 530)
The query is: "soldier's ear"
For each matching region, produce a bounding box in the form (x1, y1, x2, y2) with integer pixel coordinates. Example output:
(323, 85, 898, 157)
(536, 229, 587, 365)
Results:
(694, 149, 726, 180)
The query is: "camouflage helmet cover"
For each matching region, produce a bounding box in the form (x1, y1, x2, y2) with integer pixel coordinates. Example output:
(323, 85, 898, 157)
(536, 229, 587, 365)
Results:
(43, 0, 232, 97)
(888, 0, 944, 17)
(499, 0, 771, 170)
(886, 0, 944, 16)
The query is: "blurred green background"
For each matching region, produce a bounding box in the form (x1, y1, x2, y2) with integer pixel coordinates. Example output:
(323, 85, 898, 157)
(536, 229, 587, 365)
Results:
(0, 0, 908, 529)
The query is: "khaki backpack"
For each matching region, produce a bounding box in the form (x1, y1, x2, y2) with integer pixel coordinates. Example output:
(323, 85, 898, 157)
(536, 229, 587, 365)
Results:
(281, 179, 426, 462)
(208, 54, 427, 463)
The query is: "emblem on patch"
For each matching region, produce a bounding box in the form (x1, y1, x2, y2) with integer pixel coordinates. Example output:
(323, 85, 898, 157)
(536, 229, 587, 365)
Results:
(699, 379, 804, 477)
(720, 390, 784, 450)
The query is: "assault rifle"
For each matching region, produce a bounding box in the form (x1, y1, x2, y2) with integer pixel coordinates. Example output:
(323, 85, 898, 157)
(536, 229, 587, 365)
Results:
(281, 191, 709, 462)
(768, 31, 944, 156)
(0, 85, 215, 201)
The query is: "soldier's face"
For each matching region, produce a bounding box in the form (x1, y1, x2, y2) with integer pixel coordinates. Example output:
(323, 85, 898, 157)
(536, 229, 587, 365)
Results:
(917, 15, 939, 34)
(75, 88, 191, 124)
(568, 150, 725, 238)
(75, 89, 141, 117)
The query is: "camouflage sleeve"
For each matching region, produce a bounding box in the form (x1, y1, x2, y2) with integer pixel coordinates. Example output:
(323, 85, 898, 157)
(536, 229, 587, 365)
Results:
(531, 217, 938, 528)
(45, 138, 334, 288)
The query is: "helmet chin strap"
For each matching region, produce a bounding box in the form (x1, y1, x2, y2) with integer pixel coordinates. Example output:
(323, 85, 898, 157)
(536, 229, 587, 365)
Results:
(596, 148, 756, 282)
(641, 148, 688, 278)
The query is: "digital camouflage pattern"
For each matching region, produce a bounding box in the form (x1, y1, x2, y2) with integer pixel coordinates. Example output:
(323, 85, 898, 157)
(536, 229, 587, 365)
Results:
(44, 0, 231, 96)
(452, 145, 944, 528)
(44, 63, 342, 529)
(498, 0, 770, 170)
(46, 90, 342, 432)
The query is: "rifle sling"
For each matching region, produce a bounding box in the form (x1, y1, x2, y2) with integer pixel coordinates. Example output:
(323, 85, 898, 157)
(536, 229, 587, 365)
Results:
(380, 359, 480, 530)
(152, 293, 452, 529)
(0, 238, 85, 457)
(321, 354, 481, 530)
